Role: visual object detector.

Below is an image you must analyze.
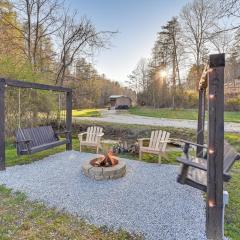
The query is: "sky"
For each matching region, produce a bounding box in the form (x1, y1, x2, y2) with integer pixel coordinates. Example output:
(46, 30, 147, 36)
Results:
(70, 0, 190, 85)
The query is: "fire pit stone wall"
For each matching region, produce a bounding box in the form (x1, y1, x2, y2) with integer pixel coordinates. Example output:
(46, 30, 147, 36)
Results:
(82, 158, 126, 180)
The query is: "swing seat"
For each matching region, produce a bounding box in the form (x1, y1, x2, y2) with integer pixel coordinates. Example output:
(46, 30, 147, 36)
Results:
(177, 140, 240, 192)
(15, 126, 70, 155)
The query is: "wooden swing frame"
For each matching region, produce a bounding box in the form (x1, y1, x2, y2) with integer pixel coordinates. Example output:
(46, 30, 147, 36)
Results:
(0, 78, 72, 170)
(177, 54, 240, 239)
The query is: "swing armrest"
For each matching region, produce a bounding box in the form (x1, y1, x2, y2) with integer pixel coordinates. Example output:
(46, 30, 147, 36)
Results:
(55, 130, 71, 140)
(16, 139, 32, 144)
(177, 157, 207, 171)
(55, 130, 70, 134)
(16, 139, 32, 155)
(177, 139, 207, 159)
(178, 139, 208, 149)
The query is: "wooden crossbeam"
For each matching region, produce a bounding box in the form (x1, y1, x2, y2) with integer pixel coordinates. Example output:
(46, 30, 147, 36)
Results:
(2, 78, 72, 92)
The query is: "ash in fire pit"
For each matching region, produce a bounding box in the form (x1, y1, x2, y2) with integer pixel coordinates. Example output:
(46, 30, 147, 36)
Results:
(82, 152, 126, 180)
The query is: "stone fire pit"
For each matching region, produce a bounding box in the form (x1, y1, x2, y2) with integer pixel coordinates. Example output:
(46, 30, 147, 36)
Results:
(82, 157, 126, 180)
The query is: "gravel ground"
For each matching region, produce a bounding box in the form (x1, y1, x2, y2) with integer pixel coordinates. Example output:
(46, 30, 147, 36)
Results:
(0, 151, 206, 240)
(76, 112, 240, 133)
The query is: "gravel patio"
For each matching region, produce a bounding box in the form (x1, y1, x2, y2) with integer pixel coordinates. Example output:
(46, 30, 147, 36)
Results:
(0, 151, 206, 240)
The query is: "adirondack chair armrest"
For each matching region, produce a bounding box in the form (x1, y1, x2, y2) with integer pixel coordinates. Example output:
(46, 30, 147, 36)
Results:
(138, 138, 150, 147)
(169, 138, 180, 142)
(137, 138, 150, 142)
(159, 140, 171, 143)
(78, 132, 87, 136)
(78, 132, 87, 141)
(97, 133, 104, 137)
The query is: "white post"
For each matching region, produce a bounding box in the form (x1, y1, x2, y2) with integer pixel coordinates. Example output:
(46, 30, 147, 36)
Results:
(223, 191, 229, 237)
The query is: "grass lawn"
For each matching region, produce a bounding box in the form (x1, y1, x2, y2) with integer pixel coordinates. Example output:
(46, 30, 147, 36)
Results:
(0, 185, 141, 240)
(1, 124, 240, 239)
(129, 107, 240, 123)
(72, 109, 101, 117)
(224, 133, 240, 239)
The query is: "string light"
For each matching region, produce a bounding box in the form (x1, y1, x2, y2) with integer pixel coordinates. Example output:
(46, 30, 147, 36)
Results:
(209, 94, 215, 99)
(209, 149, 214, 154)
(208, 199, 216, 207)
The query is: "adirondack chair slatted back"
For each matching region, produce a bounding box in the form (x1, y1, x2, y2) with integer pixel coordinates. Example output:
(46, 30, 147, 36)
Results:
(149, 130, 170, 151)
(16, 126, 57, 152)
(86, 126, 103, 143)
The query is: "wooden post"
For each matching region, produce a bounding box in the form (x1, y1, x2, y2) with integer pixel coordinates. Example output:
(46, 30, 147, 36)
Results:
(196, 89, 206, 157)
(0, 79, 5, 170)
(206, 53, 225, 239)
(66, 90, 72, 150)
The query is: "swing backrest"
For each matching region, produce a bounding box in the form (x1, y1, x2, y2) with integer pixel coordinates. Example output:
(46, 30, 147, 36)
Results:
(16, 126, 57, 149)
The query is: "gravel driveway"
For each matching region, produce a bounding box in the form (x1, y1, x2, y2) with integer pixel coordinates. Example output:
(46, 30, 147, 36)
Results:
(76, 111, 240, 133)
(0, 151, 206, 240)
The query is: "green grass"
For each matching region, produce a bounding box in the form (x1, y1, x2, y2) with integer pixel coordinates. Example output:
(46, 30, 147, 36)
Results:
(224, 133, 240, 239)
(72, 109, 101, 117)
(129, 106, 240, 123)
(0, 185, 141, 240)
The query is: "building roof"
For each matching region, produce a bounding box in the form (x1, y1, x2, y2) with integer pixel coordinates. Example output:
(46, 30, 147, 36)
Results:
(109, 95, 131, 100)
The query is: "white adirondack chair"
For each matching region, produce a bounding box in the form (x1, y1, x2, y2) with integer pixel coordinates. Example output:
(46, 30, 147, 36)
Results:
(138, 130, 170, 164)
(78, 126, 104, 154)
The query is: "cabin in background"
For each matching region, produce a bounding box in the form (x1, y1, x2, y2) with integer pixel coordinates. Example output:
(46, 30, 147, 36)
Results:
(109, 95, 132, 109)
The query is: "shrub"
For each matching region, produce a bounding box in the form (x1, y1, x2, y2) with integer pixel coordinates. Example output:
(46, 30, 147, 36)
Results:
(225, 98, 240, 111)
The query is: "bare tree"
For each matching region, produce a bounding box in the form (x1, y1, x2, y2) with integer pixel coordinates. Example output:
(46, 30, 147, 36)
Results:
(219, 0, 240, 18)
(180, 0, 219, 85)
(127, 58, 150, 93)
(209, 25, 233, 53)
(5, 0, 63, 69)
(55, 12, 115, 85)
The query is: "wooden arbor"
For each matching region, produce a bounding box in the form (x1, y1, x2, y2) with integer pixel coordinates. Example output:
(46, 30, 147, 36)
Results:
(177, 54, 231, 239)
(0, 78, 73, 171)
